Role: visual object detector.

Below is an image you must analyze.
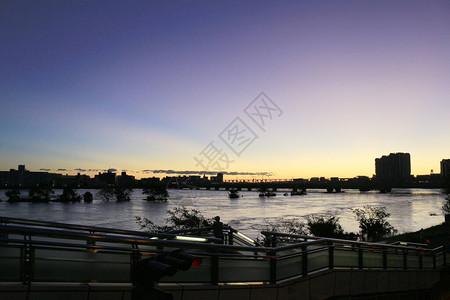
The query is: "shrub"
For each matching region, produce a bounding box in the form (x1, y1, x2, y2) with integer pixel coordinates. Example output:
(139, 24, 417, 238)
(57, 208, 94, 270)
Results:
(5, 189, 21, 202)
(354, 206, 397, 241)
(96, 186, 115, 201)
(442, 196, 450, 214)
(28, 186, 54, 202)
(136, 206, 213, 232)
(264, 217, 306, 235)
(143, 184, 168, 201)
(306, 214, 344, 238)
(115, 187, 132, 201)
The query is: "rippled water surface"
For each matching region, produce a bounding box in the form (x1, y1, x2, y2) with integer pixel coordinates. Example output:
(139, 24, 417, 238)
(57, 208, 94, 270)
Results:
(0, 188, 446, 239)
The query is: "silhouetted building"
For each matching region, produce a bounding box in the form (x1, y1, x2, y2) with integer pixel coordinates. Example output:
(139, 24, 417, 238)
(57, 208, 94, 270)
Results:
(54, 174, 77, 187)
(441, 159, 450, 179)
(210, 173, 224, 184)
(217, 173, 223, 183)
(94, 170, 116, 186)
(375, 153, 411, 186)
(141, 177, 160, 185)
(0, 165, 58, 187)
(117, 171, 135, 187)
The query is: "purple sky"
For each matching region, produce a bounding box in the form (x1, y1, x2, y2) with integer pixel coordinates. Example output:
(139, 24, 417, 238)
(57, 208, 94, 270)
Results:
(1, 1, 449, 179)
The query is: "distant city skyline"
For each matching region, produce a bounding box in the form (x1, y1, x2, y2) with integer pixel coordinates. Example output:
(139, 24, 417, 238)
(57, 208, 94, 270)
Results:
(1, 1, 449, 179)
(1, 152, 448, 181)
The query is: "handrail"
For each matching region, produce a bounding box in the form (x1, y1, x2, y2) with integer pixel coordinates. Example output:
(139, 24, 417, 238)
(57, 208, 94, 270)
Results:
(0, 216, 179, 239)
(0, 224, 342, 254)
(0, 224, 253, 252)
(261, 231, 440, 252)
(1, 221, 439, 254)
(0, 216, 223, 243)
(1, 220, 446, 286)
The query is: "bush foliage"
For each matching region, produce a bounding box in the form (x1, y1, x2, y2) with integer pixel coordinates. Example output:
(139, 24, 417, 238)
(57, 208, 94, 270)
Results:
(354, 206, 397, 241)
(136, 206, 213, 232)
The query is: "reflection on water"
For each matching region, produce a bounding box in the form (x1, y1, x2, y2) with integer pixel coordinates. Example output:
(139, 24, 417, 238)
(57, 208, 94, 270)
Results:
(0, 188, 446, 239)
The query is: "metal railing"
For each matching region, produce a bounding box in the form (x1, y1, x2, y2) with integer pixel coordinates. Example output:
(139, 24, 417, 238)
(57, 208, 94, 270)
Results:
(0, 217, 447, 286)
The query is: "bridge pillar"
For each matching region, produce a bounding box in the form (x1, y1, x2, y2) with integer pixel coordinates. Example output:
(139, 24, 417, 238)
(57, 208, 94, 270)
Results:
(215, 187, 219, 191)
(272, 187, 277, 192)
(247, 187, 252, 191)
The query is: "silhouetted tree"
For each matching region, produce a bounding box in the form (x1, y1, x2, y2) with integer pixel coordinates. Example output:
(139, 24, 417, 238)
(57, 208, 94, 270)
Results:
(83, 191, 93, 203)
(58, 187, 81, 202)
(142, 184, 168, 201)
(265, 217, 306, 235)
(136, 207, 212, 232)
(354, 206, 397, 241)
(5, 189, 21, 203)
(28, 186, 54, 202)
(306, 214, 344, 238)
(96, 186, 115, 201)
(442, 195, 450, 223)
(115, 187, 132, 201)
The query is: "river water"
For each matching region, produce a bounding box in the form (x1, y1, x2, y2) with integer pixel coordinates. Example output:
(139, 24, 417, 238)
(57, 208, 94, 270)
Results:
(0, 188, 446, 239)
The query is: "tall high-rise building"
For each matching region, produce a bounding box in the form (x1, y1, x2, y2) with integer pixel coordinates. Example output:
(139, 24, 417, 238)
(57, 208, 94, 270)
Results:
(375, 153, 411, 185)
(441, 159, 450, 178)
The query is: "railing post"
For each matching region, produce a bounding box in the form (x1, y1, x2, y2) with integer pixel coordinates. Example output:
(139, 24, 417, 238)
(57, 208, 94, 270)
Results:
(211, 255, 219, 285)
(130, 243, 141, 285)
(444, 251, 447, 267)
(0, 222, 8, 243)
(271, 235, 277, 248)
(328, 243, 334, 270)
(87, 230, 96, 247)
(302, 245, 308, 276)
(419, 251, 423, 270)
(382, 249, 387, 269)
(229, 230, 233, 245)
(20, 236, 34, 285)
(358, 246, 363, 269)
(269, 250, 277, 284)
(433, 252, 437, 270)
(403, 249, 407, 270)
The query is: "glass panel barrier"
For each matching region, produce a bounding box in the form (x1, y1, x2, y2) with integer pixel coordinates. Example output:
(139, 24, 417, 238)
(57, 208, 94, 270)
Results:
(423, 254, 434, 269)
(308, 249, 329, 273)
(386, 251, 403, 268)
(406, 252, 419, 269)
(34, 248, 130, 282)
(435, 253, 444, 268)
(334, 248, 358, 268)
(276, 254, 302, 281)
(0, 246, 21, 280)
(218, 257, 270, 282)
(362, 250, 383, 269)
(161, 257, 211, 283)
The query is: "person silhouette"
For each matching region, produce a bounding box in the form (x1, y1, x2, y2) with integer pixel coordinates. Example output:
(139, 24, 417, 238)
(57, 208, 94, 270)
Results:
(212, 216, 224, 244)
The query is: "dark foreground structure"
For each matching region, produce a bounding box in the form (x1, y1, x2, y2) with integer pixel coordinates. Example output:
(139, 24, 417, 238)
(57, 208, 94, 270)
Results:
(0, 216, 449, 300)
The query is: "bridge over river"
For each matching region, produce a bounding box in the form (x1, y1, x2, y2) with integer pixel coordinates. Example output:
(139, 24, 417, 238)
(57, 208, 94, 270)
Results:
(0, 216, 448, 299)
(166, 178, 444, 193)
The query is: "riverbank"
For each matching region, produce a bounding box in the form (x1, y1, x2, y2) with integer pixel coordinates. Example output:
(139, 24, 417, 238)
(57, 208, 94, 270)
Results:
(384, 221, 450, 249)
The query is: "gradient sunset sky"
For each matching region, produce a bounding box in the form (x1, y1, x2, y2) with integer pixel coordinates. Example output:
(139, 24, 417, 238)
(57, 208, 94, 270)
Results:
(1, 1, 449, 179)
